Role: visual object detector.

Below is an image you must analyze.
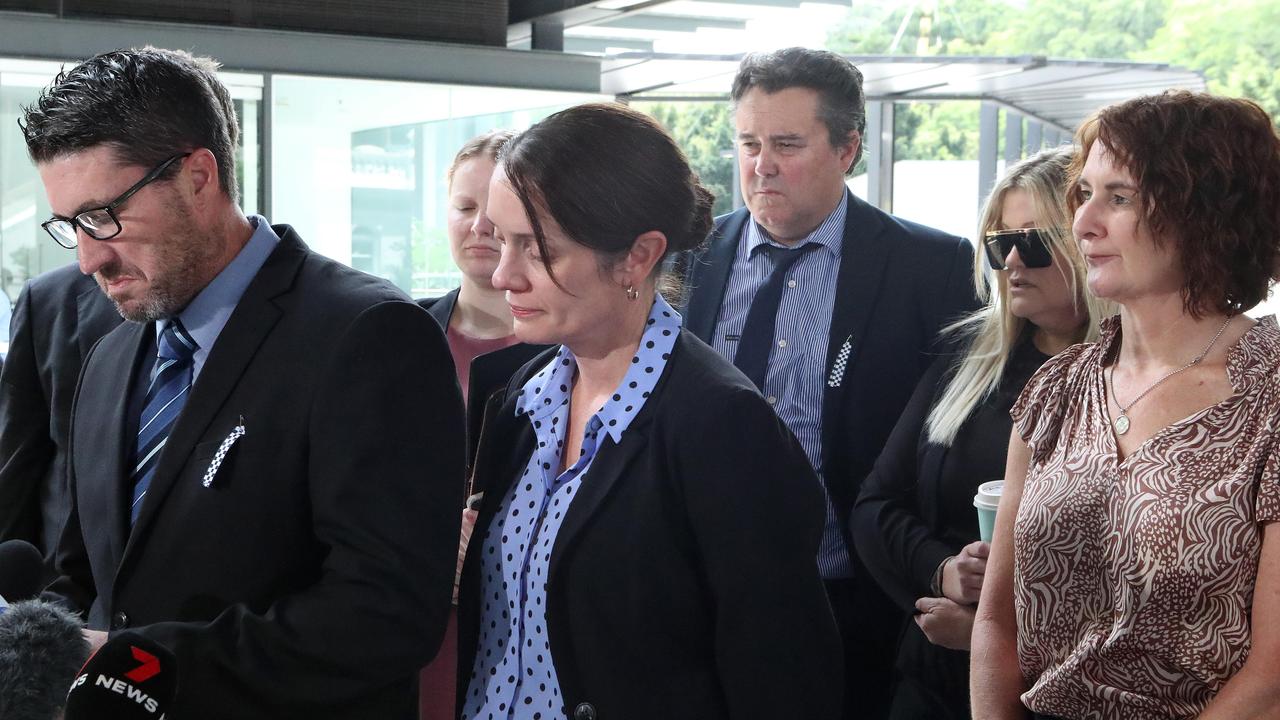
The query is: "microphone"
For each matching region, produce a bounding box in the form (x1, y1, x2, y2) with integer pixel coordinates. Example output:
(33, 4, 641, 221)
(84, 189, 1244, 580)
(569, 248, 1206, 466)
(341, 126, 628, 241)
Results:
(0, 600, 90, 720)
(65, 632, 177, 720)
(0, 539, 45, 610)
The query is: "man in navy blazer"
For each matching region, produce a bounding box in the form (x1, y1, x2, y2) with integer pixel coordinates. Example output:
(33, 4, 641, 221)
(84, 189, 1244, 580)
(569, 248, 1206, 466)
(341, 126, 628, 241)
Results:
(24, 47, 463, 718)
(683, 48, 978, 719)
(0, 264, 120, 581)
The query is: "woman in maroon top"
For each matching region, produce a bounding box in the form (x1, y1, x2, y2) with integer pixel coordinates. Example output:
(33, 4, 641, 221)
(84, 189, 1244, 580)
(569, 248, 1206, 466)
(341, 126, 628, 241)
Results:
(421, 130, 519, 404)
(417, 130, 543, 720)
(972, 92, 1280, 719)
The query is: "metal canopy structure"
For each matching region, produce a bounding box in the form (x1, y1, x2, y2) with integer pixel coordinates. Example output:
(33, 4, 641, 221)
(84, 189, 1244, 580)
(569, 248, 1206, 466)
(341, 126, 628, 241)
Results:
(602, 52, 1206, 132)
(600, 51, 1205, 210)
(1, 3, 1208, 213)
(509, 0, 1206, 212)
(508, 0, 849, 55)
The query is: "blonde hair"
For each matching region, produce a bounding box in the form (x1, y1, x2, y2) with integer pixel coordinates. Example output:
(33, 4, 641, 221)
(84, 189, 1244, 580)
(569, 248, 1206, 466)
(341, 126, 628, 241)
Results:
(447, 129, 516, 188)
(925, 146, 1111, 445)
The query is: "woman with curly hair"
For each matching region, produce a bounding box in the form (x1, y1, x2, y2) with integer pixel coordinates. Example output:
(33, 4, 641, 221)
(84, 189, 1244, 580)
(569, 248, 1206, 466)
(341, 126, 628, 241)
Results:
(972, 91, 1280, 719)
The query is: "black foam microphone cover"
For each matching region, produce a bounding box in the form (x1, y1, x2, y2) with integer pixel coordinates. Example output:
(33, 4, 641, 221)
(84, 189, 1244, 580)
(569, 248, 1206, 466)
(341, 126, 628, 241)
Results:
(0, 539, 45, 604)
(0, 600, 90, 720)
(64, 632, 178, 720)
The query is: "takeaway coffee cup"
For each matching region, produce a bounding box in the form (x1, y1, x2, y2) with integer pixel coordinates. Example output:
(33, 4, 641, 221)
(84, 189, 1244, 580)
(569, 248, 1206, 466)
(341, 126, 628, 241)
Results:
(974, 480, 1003, 543)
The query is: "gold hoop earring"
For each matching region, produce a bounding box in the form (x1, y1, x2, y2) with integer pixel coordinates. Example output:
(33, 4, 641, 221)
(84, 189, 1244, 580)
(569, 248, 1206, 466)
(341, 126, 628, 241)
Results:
(625, 284, 639, 301)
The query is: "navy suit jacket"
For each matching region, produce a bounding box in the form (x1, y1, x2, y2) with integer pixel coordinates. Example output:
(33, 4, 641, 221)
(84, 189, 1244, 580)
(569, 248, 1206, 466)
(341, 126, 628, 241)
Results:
(45, 227, 464, 719)
(682, 194, 977, 697)
(0, 263, 121, 578)
(684, 193, 978, 535)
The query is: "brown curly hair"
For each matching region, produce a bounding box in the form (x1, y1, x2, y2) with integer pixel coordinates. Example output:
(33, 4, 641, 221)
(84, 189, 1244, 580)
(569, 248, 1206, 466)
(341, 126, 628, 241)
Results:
(1067, 91, 1280, 317)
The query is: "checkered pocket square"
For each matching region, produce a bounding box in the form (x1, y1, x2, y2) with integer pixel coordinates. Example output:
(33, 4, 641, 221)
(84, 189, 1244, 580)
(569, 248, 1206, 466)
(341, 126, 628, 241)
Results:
(202, 417, 246, 488)
(827, 336, 852, 388)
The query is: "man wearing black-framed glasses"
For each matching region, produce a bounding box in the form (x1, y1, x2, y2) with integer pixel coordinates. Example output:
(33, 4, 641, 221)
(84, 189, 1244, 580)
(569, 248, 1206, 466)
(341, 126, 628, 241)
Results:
(17, 47, 463, 720)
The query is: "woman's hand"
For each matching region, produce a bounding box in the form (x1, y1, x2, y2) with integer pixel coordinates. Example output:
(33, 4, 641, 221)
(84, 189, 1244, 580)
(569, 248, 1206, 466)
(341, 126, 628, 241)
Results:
(454, 507, 479, 605)
(914, 597, 977, 651)
(942, 540, 990, 605)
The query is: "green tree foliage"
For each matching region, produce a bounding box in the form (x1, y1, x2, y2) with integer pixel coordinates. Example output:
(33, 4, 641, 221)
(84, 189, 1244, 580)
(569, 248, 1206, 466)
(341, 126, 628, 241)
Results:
(637, 0, 1277, 176)
(828, 0, 1009, 56)
(636, 101, 737, 216)
(990, 0, 1168, 59)
(1141, 0, 1280, 118)
(894, 101, 982, 160)
(820, 0, 1273, 161)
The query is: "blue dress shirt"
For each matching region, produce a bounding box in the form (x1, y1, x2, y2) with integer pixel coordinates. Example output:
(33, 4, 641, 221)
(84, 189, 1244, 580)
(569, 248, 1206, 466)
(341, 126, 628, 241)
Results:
(128, 216, 280, 436)
(164, 215, 280, 382)
(710, 194, 852, 578)
(462, 295, 682, 720)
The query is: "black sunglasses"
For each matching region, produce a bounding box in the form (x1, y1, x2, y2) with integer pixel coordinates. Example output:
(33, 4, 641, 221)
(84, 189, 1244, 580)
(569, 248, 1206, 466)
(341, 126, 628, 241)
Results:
(983, 228, 1055, 270)
(41, 153, 191, 250)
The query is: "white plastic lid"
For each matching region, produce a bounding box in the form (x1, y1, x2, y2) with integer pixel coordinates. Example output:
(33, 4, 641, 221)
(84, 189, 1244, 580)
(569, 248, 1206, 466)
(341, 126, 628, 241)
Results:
(973, 480, 1004, 510)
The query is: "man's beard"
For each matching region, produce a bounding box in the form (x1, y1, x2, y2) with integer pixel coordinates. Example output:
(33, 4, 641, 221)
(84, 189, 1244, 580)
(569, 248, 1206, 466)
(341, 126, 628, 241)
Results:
(97, 226, 222, 323)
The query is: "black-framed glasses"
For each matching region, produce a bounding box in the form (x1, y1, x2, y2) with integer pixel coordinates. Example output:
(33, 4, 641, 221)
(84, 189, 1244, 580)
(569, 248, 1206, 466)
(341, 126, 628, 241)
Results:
(983, 228, 1055, 270)
(41, 153, 191, 249)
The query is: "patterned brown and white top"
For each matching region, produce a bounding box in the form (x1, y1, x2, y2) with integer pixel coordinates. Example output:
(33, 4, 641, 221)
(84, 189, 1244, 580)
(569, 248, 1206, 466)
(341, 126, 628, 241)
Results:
(1009, 314, 1280, 720)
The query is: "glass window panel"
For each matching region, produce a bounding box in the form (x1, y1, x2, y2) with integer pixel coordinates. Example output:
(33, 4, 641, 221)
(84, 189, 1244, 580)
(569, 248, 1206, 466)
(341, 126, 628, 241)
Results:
(270, 75, 603, 298)
(891, 101, 982, 241)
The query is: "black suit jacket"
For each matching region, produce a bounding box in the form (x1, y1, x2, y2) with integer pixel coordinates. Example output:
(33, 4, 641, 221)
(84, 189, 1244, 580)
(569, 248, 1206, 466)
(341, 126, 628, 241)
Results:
(683, 194, 977, 708)
(0, 263, 121, 577)
(45, 226, 465, 719)
(418, 288, 549, 477)
(458, 332, 842, 720)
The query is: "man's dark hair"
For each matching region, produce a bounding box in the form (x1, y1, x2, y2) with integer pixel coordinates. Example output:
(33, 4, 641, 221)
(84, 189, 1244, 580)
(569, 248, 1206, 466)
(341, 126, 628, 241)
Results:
(20, 46, 240, 203)
(730, 47, 866, 174)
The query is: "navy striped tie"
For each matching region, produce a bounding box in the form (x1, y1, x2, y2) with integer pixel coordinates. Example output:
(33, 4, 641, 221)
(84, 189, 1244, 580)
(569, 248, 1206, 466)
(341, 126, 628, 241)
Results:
(130, 319, 198, 525)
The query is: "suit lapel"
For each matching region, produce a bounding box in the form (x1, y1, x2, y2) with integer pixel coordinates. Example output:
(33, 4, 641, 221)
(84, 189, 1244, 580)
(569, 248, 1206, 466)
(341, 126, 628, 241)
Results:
(78, 321, 149, 574)
(123, 230, 306, 555)
(544, 335, 681, 582)
(820, 194, 893, 449)
(684, 210, 748, 343)
(547, 425, 647, 586)
(74, 277, 122, 360)
(422, 288, 457, 330)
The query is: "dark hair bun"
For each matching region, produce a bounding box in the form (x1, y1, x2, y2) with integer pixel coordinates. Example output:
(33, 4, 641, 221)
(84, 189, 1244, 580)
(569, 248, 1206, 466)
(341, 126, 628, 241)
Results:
(675, 180, 715, 255)
(500, 102, 717, 279)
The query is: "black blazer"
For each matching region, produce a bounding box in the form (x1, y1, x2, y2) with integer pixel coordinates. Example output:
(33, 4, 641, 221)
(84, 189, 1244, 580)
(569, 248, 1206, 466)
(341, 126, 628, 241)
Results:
(458, 331, 843, 720)
(683, 194, 977, 707)
(850, 332, 1049, 719)
(684, 194, 978, 530)
(45, 227, 465, 719)
(0, 263, 121, 577)
(418, 288, 549, 476)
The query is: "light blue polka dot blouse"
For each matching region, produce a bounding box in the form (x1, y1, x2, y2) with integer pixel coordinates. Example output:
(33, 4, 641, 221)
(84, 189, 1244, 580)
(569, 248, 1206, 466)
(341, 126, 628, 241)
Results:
(461, 294, 682, 720)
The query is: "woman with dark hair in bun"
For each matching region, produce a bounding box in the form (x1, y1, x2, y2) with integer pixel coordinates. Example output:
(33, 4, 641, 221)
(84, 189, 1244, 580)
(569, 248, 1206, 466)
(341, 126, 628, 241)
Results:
(456, 103, 841, 720)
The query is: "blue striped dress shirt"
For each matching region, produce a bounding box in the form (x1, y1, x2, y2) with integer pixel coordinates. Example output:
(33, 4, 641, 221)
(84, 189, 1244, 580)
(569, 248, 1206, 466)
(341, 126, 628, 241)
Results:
(710, 194, 852, 579)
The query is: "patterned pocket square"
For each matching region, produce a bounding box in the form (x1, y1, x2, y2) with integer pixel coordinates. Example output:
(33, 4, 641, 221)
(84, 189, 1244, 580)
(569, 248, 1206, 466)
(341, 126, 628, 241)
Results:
(203, 417, 246, 488)
(827, 336, 852, 388)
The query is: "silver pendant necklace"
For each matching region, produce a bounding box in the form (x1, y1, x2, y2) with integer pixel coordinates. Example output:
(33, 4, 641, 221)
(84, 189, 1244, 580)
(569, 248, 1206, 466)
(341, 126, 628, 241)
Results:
(1108, 316, 1233, 435)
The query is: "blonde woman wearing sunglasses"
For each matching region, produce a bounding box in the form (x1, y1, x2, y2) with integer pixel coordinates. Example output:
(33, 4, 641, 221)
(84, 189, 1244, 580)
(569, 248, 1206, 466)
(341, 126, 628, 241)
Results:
(851, 146, 1110, 720)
